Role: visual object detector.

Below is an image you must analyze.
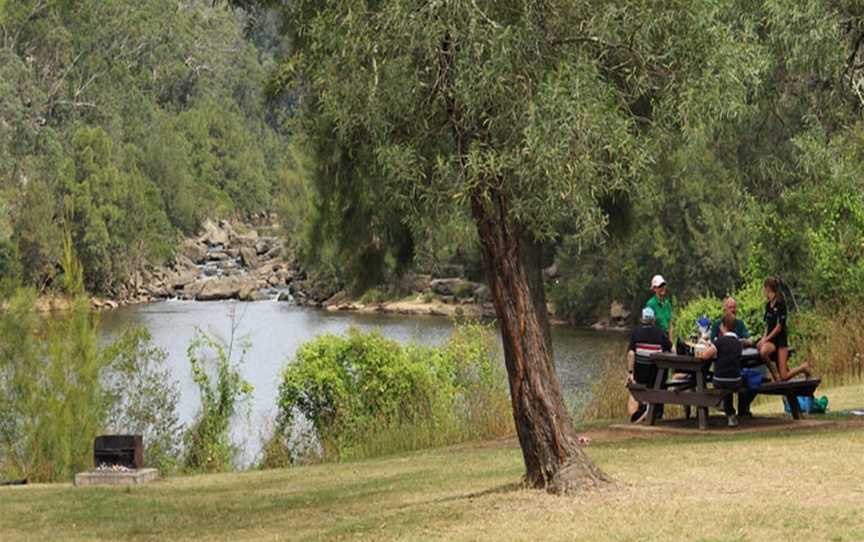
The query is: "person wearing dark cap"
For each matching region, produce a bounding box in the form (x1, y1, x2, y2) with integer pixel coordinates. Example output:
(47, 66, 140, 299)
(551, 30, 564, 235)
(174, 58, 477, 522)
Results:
(626, 306, 672, 423)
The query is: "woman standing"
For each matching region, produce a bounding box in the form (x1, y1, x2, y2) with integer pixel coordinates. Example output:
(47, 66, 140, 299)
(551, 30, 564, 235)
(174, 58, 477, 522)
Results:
(757, 277, 811, 381)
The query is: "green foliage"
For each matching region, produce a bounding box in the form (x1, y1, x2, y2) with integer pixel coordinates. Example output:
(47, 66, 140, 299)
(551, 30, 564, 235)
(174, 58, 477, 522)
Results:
(675, 279, 766, 342)
(268, 323, 509, 463)
(0, 0, 290, 293)
(0, 239, 184, 481)
(0, 287, 105, 482)
(102, 327, 184, 474)
(184, 324, 254, 473)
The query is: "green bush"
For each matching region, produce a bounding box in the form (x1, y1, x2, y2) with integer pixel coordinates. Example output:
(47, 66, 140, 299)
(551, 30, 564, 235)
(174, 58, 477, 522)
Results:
(266, 323, 511, 464)
(0, 287, 185, 481)
(674, 278, 766, 341)
(183, 326, 254, 473)
(102, 327, 184, 474)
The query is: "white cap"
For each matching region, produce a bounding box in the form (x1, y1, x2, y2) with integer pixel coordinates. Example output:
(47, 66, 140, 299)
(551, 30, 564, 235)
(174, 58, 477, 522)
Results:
(650, 275, 666, 289)
(641, 307, 655, 322)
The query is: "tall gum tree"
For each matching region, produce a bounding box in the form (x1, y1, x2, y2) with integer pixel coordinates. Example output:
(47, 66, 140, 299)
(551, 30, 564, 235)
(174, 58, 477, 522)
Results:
(266, 0, 765, 492)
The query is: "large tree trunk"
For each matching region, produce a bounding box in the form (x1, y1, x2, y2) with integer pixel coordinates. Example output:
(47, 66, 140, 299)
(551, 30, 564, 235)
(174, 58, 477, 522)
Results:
(471, 190, 609, 493)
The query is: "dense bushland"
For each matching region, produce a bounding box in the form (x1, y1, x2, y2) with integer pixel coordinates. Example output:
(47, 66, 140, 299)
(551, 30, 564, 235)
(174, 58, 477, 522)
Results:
(0, 0, 293, 293)
(262, 323, 511, 465)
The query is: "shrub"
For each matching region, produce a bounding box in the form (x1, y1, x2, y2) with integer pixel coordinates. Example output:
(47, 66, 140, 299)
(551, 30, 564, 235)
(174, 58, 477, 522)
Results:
(102, 327, 184, 474)
(794, 306, 864, 386)
(265, 323, 511, 464)
(674, 278, 767, 341)
(358, 287, 390, 305)
(183, 324, 254, 473)
(0, 288, 106, 482)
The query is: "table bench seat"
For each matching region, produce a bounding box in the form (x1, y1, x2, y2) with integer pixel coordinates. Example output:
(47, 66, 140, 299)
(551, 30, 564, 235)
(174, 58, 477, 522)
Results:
(751, 378, 820, 396)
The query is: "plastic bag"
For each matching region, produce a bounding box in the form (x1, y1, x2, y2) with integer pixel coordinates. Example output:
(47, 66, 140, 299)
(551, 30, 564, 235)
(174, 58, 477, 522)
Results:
(783, 395, 827, 414)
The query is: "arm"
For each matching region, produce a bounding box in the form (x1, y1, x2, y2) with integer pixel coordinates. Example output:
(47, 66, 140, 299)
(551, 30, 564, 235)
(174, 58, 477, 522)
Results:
(764, 323, 782, 342)
(697, 343, 717, 360)
(662, 333, 673, 353)
(739, 321, 752, 347)
(626, 350, 636, 384)
(668, 320, 674, 345)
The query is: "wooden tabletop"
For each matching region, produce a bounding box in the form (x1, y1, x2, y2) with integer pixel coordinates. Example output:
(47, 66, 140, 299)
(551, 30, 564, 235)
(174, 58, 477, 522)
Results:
(649, 352, 712, 370)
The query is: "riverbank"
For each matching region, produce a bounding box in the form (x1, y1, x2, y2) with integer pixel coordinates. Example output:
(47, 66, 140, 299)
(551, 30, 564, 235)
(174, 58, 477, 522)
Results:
(30, 218, 629, 333)
(3, 382, 863, 541)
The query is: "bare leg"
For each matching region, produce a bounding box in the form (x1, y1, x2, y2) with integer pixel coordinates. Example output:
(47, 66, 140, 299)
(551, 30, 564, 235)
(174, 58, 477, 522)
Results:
(776, 347, 810, 381)
(760, 342, 780, 381)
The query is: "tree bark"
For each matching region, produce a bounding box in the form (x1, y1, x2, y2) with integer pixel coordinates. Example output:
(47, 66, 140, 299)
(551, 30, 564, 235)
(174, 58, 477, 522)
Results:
(471, 189, 609, 493)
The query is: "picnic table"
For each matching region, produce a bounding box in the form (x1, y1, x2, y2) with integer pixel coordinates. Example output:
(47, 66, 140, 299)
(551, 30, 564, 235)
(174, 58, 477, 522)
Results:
(627, 347, 821, 430)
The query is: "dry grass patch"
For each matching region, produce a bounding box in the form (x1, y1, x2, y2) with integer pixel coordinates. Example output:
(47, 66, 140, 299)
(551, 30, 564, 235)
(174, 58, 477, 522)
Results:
(3, 411, 864, 541)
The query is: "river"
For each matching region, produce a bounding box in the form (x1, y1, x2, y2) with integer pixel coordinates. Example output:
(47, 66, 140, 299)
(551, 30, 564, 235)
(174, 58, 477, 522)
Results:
(99, 300, 626, 464)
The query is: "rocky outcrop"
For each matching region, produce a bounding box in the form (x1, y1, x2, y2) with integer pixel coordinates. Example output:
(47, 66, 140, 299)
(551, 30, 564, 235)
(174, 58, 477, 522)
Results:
(106, 219, 299, 306)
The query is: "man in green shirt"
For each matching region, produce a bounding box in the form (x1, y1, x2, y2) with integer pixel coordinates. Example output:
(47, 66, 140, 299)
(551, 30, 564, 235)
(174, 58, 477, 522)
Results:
(646, 274, 673, 343)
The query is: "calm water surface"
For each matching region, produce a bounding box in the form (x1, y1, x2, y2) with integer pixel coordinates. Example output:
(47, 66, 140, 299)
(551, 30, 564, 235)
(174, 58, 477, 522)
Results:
(100, 300, 626, 463)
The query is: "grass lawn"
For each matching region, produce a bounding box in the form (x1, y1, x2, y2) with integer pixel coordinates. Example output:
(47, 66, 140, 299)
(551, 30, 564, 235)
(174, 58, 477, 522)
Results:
(2, 384, 863, 542)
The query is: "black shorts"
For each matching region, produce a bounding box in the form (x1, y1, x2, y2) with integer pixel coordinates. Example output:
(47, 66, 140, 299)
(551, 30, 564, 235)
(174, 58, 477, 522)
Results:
(768, 335, 788, 349)
(634, 363, 659, 387)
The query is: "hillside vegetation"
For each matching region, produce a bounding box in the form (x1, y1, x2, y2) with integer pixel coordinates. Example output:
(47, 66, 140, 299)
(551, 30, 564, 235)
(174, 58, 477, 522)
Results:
(0, 0, 292, 294)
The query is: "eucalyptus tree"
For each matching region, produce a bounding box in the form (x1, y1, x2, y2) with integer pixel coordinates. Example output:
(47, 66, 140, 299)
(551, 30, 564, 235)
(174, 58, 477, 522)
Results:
(267, 1, 764, 492)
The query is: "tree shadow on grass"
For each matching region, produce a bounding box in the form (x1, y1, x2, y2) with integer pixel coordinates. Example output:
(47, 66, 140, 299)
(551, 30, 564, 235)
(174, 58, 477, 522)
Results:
(422, 481, 525, 506)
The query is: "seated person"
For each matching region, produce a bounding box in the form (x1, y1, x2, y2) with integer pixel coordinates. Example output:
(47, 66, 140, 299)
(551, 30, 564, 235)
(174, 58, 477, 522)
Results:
(698, 314, 746, 427)
(626, 307, 672, 423)
(757, 277, 811, 381)
(710, 296, 753, 347)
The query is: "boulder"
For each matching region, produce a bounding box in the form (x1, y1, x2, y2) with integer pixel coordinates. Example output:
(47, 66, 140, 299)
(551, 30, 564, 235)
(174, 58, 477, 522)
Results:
(323, 290, 350, 308)
(181, 239, 209, 264)
(255, 238, 275, 255)
(238, 282, 264, 301)
(239, 246, 258, 268)
(182, 279, 206, 300)
(398, 273, 432, 293)
(197, 277, 243, 301)
(172, 254, 197, 272)
(264, 244, 283, 260)
(146, 284, 171, 299)
(200, 219, 229, 246)
(91, 298, 119, 310)
(610, 301, 630, 321)
(430, 278, 482, 297)
(233, 231, 259, 248)
(171, 269, 199, 290)
(219, 220, 237, 240)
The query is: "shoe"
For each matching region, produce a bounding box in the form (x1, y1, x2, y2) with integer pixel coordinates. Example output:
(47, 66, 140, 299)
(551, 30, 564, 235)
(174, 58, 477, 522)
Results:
(630, 404, 647, 423)
(738, 410, 753, 418)
(727, 415, 739, 428)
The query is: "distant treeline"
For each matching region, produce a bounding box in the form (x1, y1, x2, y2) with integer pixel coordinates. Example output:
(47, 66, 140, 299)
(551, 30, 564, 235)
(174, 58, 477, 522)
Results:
(5, 1, 864, 321)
